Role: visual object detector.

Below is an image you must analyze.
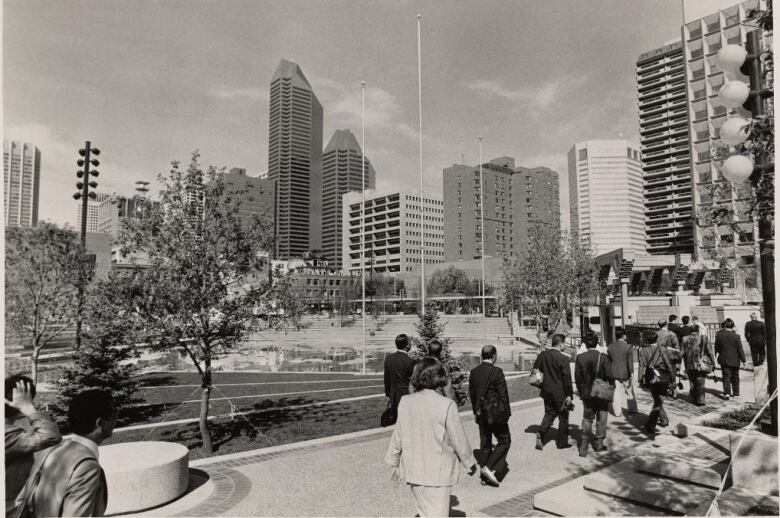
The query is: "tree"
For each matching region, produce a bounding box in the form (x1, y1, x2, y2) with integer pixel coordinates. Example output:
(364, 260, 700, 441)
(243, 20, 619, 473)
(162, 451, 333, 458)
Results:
(49, 272, 140, 429)
(5, 223, 85, 384)
(411, 303, 468, 405)
(428, 266, 475, 296)
(118, 152, 276, 454)
(502, 225, 599, 346)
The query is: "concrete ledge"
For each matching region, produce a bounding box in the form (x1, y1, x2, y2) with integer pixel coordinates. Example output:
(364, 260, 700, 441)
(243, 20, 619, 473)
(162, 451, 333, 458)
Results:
(689, 487, 779, 516)
(730, 429, 780, 496)
(633, 453, 728, 489)
(101, 441, 189, 515)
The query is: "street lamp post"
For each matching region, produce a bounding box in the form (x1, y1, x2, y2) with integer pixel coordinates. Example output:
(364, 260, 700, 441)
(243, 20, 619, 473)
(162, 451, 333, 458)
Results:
(417, 13, 426, 313)
(361, 81, 367, 376)
(478, 137, 487, 346)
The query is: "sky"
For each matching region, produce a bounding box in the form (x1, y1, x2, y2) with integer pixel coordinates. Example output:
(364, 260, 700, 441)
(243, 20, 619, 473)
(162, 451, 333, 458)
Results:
(4, 0, 685, 231)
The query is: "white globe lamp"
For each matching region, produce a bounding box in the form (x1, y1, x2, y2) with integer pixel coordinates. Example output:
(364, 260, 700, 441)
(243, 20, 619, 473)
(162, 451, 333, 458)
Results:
(722, 155, 754, 183)
(720, 116, 750, 145)
(718, 80, 750, 109)
(716, 45, 748, 70)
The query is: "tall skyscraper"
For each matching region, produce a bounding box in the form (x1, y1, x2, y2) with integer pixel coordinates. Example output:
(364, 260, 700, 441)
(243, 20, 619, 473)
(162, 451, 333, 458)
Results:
(636, 39, 694, 255)
(568, 140, 645, 255)
(4, 140, 40, 228)
(75, 191, 112, 233)
(267, 59, 323, 259)
(442, 156, 560, 261)
(321, 129, 375, 270)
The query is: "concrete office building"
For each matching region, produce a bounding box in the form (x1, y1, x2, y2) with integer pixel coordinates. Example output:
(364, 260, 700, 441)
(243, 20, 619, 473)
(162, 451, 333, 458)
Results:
(221, 167, 276, 229)
(342, 190, 444, 274)
(442, 156, 560, 261)
(568, 140, 645, 255)
(321, 129, 375, 270)
(97, 196, 160, 238)
(75, 191, 112, 233)
(267, 59, 323, 259)
(4, 140, 40, 228)
(636, 39, 694, 255)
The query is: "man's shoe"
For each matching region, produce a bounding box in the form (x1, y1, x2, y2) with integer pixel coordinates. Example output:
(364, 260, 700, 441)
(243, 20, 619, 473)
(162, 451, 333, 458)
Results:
(556, 443, 572, 449)
(578, 450, 588, 457)
(480, 466, 500, 487)
(535, 434, 544, 450)
(593, 444, 608, 452)
(723, 394, 731, 400)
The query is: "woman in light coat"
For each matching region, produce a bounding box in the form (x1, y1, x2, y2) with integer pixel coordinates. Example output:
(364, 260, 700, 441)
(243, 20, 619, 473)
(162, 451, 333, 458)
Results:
(385, 357, 478, 517)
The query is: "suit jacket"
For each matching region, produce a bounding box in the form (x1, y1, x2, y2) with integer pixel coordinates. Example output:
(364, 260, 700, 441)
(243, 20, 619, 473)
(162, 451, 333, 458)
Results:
(5, 413, 62, 514)
(532, 349, 573, 402)
(668, 323, 683, 343)
(384, 389, 476, 486)
(681, 333, 715, 372)
(384, 350, 415, 408)
(574, 349, 611, 400)
(646, 343, 674, 374)
(715, 330, 746, 367)
(656, 327, 680, 349)
(679, 325, 693, 340)
(24, 439, 108, 517)
(745, 320, 766, 348)
(607, 339, 633, 381)
(468, 361, 511, 420)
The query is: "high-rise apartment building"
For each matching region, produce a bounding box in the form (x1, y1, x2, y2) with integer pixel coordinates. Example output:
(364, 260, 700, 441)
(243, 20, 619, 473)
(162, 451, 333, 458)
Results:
(442, 157, 560, 261)
(221, 168, 276, 229)
(682, 0, 760, 266)
(75, 191, 112, 233)
(342, 190, 444, 274)
(636, 40, 694, 255)
(267, 59, 323, 259)
(568, 140, 645, 255)
(4, 140, 40, 228)
(321, 129, 375, 270)
(97, 196, 161, 238)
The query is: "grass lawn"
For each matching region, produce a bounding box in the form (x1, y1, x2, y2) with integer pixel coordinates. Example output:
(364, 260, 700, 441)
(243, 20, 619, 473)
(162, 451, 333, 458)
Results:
(702, 404, 763, 431)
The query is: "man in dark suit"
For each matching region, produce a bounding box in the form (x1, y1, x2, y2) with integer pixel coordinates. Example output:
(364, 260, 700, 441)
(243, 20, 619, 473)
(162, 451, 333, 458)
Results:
(607, 327, 636, 417)
(384, 334, 416, 412)
(575, 332, 611, 457)
(469, 344, 511, 487)
(715, 318, 746, 399)
(744, 312, 766, 366)
(533, 334, 573, 450)
(668, 315, 683, 343)
(21, 389, 114, 517)
(679, 316, 693, 341)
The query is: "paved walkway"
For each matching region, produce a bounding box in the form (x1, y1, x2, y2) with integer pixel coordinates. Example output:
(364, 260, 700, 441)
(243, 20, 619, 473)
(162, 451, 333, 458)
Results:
(130, 369, 755, 517)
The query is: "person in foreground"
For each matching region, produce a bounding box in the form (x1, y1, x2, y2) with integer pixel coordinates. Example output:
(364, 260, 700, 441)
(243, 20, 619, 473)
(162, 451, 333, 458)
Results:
(384, 333, 416, 414)
(575, 332, 612, 457)
(385, 358, 478, 517)
(607, 327, 636, 417)
(469, 345, 511, 487)
(643, 332, 675, 436)
(16, 389, 115, 517)
(5, 375, 62, 514)
(533, 334, 573, 450)
(681, 324, 715, 406)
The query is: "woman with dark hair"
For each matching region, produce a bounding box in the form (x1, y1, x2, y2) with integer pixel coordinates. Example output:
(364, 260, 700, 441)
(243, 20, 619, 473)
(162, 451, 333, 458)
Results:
(410, 339, 457, 400)
(385, 358, 478, 516)
(4, 374, 62, 513)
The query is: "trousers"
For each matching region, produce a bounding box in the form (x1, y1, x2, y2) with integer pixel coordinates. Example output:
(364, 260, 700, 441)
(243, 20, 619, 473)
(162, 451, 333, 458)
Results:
(609, 379, 637, 417)
(687, 369, 707, 405)
(538, 398, 569, 447)
(750, 345, 766, 367)
(721, 366, 740, 396)
(580, 399, 608, 454)
(477, 418, 511, 471)
(409, 484, 450, 517)
(646, 383, 669, 431)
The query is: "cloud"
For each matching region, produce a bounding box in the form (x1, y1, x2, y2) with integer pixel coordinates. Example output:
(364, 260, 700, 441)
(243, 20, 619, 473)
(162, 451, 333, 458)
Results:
(210, 87, 269, 103)
(5, 124, 150, 227)
(463, 74, 589, 110)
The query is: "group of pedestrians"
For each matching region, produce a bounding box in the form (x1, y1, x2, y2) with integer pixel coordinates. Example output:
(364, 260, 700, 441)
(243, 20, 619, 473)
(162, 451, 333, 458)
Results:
(383, 334, 511, 517)
(5, 375, 116, 517)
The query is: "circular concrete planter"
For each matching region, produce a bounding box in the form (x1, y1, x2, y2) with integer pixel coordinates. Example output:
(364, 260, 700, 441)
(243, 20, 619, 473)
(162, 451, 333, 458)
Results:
(100, 441, 189, 515)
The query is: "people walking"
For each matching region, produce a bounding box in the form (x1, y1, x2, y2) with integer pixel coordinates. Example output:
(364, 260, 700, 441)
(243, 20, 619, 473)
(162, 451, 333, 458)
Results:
(5, 375, 62, 514)
(668, 315, 683, 344)
(575, 332, 612, 457)
(744, 312, 766, 367)
(715, 318, 746, 400)
(385, 358, 477, 517)
(469, 345, 511, 487)
(643, 332, 675, 436)
(384, 334, 416, 415)
(533, 334, 574, 450)
(679, 316, 693, 341)
(656, 319, 681, 396)
(656, 319, 680, 350)
(423, 339, 456, 400)
(607, 328, 636, 417)
(16, 389, 115, 517)
(681, 325, 715, 406)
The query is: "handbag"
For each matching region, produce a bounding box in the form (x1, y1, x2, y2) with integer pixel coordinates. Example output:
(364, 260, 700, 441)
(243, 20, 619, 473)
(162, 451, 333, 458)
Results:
(590, 353, 614, 402)
(380, 399, 397, 427)
(643, 347, 671, 386)
(479, 369, 509, 425)
(529, 368, 544, 388)
(694, 337, 713, 373)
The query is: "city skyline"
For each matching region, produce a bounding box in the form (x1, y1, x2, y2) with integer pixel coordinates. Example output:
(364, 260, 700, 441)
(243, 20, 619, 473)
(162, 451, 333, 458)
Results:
(4, 1, 685, 232)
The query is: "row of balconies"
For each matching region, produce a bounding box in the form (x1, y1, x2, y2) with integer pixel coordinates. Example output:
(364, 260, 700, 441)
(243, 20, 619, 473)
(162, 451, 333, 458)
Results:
(637, 53, 684, 74)
(645, 172, 690, 189)
(639, 95, 686, 118)
(646, 210, 692, 222)
(637, 62, 685, 85)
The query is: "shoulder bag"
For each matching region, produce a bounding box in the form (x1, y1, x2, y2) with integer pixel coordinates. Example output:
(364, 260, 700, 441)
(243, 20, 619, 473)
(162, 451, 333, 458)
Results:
(529, 352, 544, 388)
(590, 353, 614, 402)
(694, 337, 713, 374)
(380, 398, 397, 427)
(643, 347, 671, 386)
(480, 368, 509, 425)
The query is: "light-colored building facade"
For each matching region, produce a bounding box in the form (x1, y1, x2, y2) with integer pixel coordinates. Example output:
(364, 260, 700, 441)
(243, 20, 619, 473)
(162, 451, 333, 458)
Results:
(342, 190, 444, 274)
(636, 39, 695, 255)
(568, 140, 645, 255)
(267, 59, 323, 259)
(442, 156, 560, 261)
(75, 191, 112, 233)
(97, 195, 160, 238)
(4, 140, 40, 228)
(321, 129, 375, 270)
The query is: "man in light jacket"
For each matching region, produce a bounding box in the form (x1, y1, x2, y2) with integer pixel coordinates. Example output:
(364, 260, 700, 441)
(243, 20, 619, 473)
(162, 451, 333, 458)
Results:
(607, 327, 636, 417)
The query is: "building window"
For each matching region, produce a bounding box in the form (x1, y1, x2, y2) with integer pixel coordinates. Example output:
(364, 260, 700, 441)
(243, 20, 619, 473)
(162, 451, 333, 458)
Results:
(578, 149, 587, 161)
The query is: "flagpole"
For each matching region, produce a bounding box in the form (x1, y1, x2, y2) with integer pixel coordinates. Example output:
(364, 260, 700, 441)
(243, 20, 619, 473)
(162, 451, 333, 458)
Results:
(417, 13, 426, 314)
(478, 136, 486, 346)
(361, 81, 367, 376)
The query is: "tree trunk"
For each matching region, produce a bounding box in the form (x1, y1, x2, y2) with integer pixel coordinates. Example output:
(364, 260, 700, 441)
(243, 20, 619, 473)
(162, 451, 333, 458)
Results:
(31, 346, 41, 385)
(199, 384, 213, 455)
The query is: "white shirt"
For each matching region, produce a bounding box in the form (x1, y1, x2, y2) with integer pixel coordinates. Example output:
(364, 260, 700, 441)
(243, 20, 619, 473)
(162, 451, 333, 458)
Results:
(68, 434, 100, 460)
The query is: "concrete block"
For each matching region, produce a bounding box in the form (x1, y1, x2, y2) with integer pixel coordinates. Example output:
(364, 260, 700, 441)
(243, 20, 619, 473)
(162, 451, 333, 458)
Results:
(583, 458, 717, 514)
(689, 487, 779, 516)
(100, 441, 190, 515)
(730, 429, 780, 496)
(633, 453, 728, 489)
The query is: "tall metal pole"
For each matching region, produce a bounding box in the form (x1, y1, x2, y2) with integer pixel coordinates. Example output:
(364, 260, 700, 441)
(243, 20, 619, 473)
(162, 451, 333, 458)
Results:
(417, 13, 426, 313)
(75, 141, 92, 349)
(361, 81, 367, 376)
(478, 137, 486, 346)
